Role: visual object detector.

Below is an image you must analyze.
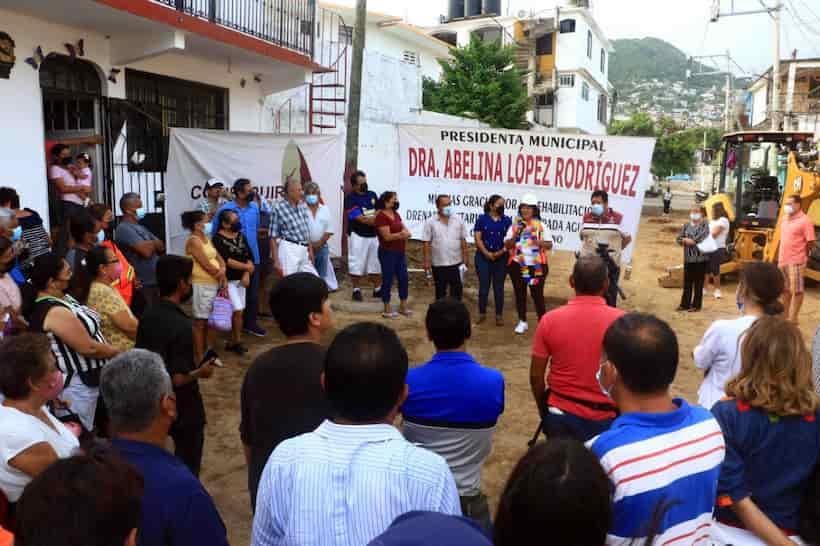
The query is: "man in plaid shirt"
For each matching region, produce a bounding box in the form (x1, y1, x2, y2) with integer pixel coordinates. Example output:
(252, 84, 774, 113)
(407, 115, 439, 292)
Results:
(270, 178, 318, 278)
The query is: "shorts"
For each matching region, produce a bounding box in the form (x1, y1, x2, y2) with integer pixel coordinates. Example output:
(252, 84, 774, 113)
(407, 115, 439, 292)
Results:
(227, 280, 246, 312)
(781, 264, 805, 294)
(192, 283, 219, 319)
(708, 247, 728, 276)
(348, 233, 381, 276)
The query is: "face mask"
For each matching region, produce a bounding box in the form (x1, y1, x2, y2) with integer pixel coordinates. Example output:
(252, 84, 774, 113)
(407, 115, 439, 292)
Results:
(110, 262, 123, 282)
(306, 195, 319, 206)
(10, 226, 21, 242)
(690, 213, 701, 222)
(39, 369, 65, 401)
(203, 223, 213, 237)
(60, 157, 72, 166)
(393, 201, 400, 212)
(230, 221, 242, 233)
(591, 204, 605, 217)
(495, 205, 504, 215)
(596, 366, 613, 399)
(358, 182, 368, 193)
(97, 230, 105, 243)
(442, 206, 452, 217)
(135, 207, 147, 221)
(784, 204, 795, 215)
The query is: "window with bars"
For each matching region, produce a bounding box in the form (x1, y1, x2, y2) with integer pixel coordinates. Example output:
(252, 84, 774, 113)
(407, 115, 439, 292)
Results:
(581, 82, 590, 101)
(40, 55, 102, 134)
(339, 25, 354, 45)
(600, 49, 607, 74)
(560, 19, 576, 33)
(587, 30, 593, 59)
(559, 74, 575, 88)
(402, 50, 420, 66)
(536, 33, 553, 56)
(125, 69, 228, 171)
(598, 94, 608, 124)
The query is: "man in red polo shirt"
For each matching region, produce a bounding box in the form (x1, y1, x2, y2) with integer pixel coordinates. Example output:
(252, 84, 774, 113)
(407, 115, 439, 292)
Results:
(779, 194, 815, 324)
(530, 256, 624, 441)
(580, 190, 632, 307)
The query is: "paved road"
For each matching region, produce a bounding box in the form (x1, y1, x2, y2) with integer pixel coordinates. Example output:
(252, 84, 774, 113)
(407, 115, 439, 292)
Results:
(642, 192, 697, 212)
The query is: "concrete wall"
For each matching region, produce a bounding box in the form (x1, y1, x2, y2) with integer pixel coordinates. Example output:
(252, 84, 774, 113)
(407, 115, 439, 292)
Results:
(0, 7, 299, 227)
(554, 72, 605, 134)
(555, 12, 608, 92)
(364, 24, 444, 81)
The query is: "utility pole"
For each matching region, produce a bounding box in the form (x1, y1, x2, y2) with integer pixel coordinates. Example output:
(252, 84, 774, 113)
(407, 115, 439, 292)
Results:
(345, 0, 367, 176)
(710, 0, 782, 130)
(725, 50, 732, 131)
(687, 52, 742, 131)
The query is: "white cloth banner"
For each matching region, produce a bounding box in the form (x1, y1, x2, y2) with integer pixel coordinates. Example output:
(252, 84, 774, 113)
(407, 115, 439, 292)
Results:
(165, 128, 345, 257)
(398, 125, 656, 263)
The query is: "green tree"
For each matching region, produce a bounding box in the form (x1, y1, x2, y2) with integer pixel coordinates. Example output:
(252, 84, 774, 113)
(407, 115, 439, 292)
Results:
(423, 35, 530, 129)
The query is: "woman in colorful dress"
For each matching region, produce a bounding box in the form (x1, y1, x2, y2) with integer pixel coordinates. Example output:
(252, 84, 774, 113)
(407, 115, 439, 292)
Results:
(504, 193, 553, 335)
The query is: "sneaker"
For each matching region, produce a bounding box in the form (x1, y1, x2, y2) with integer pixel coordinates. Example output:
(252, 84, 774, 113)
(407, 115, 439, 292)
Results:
(372, 288, 383, 299)
(225, 342, 249, 355)
(352, 289, 363, 302)
(514, 321, 528, 335)
(243, 325, 267, 337)
(495, 316, 504, 327)
(714, 289, 722, 299)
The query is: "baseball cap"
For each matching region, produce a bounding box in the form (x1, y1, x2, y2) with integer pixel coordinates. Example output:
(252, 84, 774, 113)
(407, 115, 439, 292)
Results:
(367, 511, 492, 546)
(205, 178, 225, 191)
(521, 193, 538, 206)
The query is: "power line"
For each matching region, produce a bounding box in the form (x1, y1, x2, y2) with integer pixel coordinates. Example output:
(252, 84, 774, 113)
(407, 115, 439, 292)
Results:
(784, 2, 820, 56)
(786, 0, 820, 36)
(792, 0, 820, 24)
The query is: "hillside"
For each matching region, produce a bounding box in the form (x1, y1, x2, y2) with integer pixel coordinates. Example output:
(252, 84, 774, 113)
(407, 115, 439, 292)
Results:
(610, 38, 726, 91)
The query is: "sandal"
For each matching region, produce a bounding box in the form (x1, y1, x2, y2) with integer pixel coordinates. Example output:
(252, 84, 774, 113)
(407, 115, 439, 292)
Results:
(399, 309, 413, 318)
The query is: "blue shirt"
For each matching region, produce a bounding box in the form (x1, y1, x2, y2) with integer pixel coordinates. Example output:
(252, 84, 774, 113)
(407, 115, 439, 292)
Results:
(212, 201, 261, 264)
(712, 399, 820, 531)
(367, 511, 492, 546)
(402, 352, 504, 426)
(344, 191, 379, 237)
(473, 214, 512, 253)
(252, 420, 461, 546)
(588, 399, 725, 546)
(111, 438, 229, 546)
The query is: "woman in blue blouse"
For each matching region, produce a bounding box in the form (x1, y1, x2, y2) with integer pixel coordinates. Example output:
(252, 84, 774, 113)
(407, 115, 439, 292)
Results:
(711, 316, 819, 546)
(473, 195, 512, 326)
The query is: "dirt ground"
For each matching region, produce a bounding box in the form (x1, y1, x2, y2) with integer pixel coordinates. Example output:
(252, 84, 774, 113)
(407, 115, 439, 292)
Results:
(197, 207, 820, 546)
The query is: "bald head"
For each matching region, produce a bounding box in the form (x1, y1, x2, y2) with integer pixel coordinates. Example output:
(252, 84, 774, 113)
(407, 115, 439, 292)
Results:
(571, 256, 608, 296)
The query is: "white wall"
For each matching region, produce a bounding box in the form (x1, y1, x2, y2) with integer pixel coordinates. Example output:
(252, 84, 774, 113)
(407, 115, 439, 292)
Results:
(365, 24, 444, 81)
(555, 12, 608, 92)
(0, 7, 298, 228)
(750, 84, 769, 127)
(554, 73, 605, 134)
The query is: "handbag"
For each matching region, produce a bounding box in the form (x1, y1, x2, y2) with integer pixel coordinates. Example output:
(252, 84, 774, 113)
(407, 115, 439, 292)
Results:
(697, 236, 718, 254)
(208, 288, 233, 332)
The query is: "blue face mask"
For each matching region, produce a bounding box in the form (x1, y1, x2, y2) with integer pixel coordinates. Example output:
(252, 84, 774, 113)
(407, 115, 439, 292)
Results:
(97, 230, 105, 243)
(10, 226, 21, 242)
(135, 207, 147, 221)
(306, 195, 319, 206)
(442, 206, 453, 217)
(203, 223, 213, 237)
(591, 204, 605, 217)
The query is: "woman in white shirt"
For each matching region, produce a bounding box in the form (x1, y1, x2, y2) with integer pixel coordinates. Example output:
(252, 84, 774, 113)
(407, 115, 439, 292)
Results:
(694, 261, 784, 409)
(705, 202, 731, 299)
(0, 333, 80, 505)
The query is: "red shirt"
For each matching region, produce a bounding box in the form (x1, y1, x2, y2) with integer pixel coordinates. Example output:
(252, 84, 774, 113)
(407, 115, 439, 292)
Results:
(375, 211, 406, 253)
(532, 295, 624, 420)
(778, 210, 815, 266)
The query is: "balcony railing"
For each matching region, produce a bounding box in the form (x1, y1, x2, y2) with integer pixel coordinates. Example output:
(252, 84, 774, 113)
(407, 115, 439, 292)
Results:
(155, 0, 316, 58)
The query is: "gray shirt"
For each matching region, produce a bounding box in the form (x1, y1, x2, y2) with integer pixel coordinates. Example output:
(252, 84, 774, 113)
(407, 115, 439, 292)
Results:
(421, 215, 467, 267)
(115, 221, 160, 286)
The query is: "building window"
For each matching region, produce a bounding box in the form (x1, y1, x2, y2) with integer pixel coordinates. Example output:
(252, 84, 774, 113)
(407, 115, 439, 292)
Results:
(587, 30, 592, 59)
(536, 33, 553, 55)
(536, 92, 554, 107)
(125, 69, 228, 171)
(473, 26, 502, 44)
(598, 94, 607, 124)
(581, 81, 590, 101)
(559, 19, 576, 33)
(600, 49, 606, 73)
(810, 76, 820, 99)
(402, 50, 419, 66)
(559, 74, 575, 88)
(339, 25, 354, 45)
(432, 31, 457, 47)
(40, 55, 102, 133)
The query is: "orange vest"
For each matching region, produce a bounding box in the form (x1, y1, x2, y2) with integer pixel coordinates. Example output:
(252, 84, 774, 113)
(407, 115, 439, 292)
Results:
(102, 240, 135, 305)
(0, 527, 12, 546)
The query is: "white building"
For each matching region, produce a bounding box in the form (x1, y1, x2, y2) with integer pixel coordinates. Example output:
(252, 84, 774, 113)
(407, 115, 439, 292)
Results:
(747, 58, 820, 136)
(427, 2, 613, 134)
(0, 0, 325, 235)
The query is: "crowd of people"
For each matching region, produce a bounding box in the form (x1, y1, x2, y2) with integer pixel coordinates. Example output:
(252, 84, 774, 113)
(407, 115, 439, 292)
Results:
(0, 158, 819, 546)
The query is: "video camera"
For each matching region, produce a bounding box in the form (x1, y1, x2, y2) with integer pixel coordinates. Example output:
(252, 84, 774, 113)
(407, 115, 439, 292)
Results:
(593, 241, 626, 301)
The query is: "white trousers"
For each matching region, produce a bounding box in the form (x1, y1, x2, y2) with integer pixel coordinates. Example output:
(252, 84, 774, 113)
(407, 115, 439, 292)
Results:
(55, 373, 98, 431)
(279, 240, 319, 277)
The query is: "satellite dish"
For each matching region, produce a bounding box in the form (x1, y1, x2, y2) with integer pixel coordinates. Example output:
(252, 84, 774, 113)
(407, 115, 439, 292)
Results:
(517, 10, 527, 18)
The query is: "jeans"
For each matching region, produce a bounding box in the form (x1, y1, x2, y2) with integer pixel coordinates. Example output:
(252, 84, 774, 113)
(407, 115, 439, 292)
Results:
(542, 410, 614, 443)
(680, 261, 707, 310)
(314, 244, 329, 278)
(243, 267, 260, 328)
(507, 262, 547, 321)
(475, 251, 507, 316)
(432, 264, 463, 301)
(378, 248, 409, 304)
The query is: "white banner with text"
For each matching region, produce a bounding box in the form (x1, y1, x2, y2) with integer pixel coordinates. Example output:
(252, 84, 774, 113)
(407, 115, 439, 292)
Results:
(398, 125, 656, 263)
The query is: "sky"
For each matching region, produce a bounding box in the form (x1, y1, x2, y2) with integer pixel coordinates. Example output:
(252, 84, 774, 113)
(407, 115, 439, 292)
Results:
(330, 0, 820, 78)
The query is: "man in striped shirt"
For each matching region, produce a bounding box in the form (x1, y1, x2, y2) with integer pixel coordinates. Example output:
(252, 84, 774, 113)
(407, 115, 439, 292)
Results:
(252, 322, 460, 546)
(589, 313, 725, 546)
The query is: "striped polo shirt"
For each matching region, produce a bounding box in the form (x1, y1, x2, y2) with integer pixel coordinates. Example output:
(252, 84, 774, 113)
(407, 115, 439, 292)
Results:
(588, 399, 725, 546)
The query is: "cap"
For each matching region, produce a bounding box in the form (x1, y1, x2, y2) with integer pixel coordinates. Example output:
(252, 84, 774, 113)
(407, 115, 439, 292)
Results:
(367, 512, 492, 546)
(205, 177, 225, 190)
(520, 193, 538, 206)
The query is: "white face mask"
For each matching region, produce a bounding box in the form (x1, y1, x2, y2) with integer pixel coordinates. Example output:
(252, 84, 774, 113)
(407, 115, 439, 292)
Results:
(784, 204, 795, 216)
(690, 213, 702, 222)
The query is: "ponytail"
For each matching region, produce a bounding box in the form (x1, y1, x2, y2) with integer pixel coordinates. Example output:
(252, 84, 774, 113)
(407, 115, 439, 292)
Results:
(739, 262, 785, 316)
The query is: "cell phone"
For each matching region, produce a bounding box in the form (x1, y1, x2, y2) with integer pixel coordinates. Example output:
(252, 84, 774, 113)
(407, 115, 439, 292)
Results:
(199, 348, 218, 367)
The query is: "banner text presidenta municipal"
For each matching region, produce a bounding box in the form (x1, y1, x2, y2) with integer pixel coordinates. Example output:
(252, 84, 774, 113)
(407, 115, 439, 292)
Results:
(398, 125, 656, 263)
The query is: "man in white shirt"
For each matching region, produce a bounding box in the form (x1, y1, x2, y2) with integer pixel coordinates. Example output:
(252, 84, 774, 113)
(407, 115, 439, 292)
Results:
(422, 195, 469, 301)
(304, 182, 335, 288)
(252, 322, 460, 546)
